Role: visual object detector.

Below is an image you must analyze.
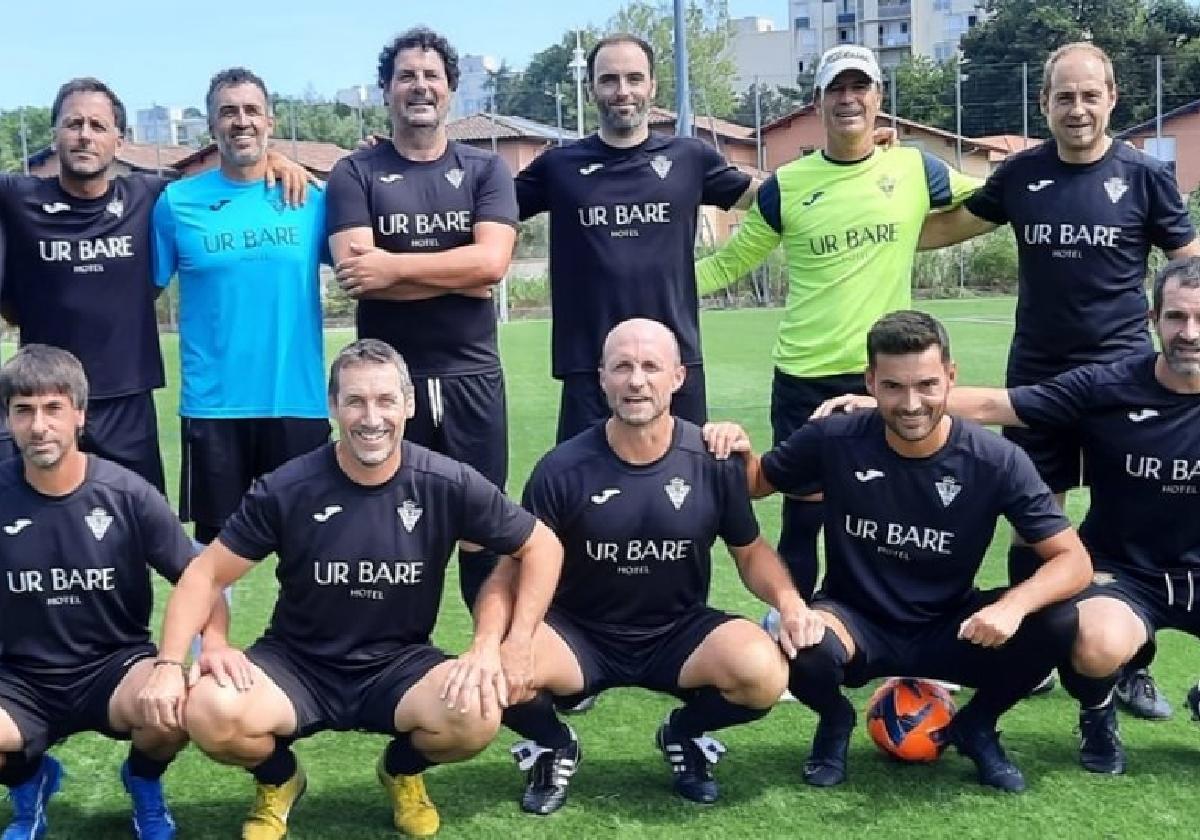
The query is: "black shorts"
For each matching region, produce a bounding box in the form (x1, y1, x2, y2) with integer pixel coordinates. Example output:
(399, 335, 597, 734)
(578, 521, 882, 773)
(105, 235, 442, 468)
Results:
(545, 605, 734, 705)
(82, 392, 166, 494)
(1078, 567, 1200, 670)
(0, 643, 155, 759)
(1003, 425, 1084, 494)
(556, 364, 707, 444)
(407, 370, 508, 489)
(246, 637, 448, 740)
(770, 369, 867, 446)
(180, 417, 330, 530)
(811, 589, 1068, 689)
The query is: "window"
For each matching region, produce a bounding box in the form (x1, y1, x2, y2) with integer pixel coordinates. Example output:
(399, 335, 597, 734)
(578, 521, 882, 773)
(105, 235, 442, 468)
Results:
(878, 24, 884, 36)
(839, 27, 851, 42)
(794, 16, 810, 28)
(901, 22, 908, 33)
(968, 14, 977, 26)
(934, 0, 950, 9)
(798, 60, 806, 72)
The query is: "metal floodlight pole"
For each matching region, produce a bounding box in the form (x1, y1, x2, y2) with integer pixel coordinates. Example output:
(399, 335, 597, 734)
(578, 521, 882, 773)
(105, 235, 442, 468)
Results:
(1156, 55, 1163, 141)
(19, 107, 29, 175)
(569, 31, 587, 137)
(674, 0, 693, 137)
(753, 76, 763, 170)
(1021, 62, 1029, 140)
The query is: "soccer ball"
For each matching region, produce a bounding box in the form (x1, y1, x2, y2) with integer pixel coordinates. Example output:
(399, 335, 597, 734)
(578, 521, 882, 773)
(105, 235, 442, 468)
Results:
(866, 677, 956, 763)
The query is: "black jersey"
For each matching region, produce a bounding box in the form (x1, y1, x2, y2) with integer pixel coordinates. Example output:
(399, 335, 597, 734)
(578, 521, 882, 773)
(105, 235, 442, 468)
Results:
(0, 456, 194, 672)
(1010, 354, 1200, 574)
(218, 442, 535, 663)
(0, 174, 166, 398)
(326, 141, 518, 377)
(761, 412, 1069, 625)
(522, 421, 759, 632)
(515, 134, 750, 378)
(965, 141, 1193, 381)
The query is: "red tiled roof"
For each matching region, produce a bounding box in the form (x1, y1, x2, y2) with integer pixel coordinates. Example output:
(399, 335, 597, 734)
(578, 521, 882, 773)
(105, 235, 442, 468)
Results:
(647, 107, 755, 141)
(173, 139, 351, 175)
(117, 142, 194, 170)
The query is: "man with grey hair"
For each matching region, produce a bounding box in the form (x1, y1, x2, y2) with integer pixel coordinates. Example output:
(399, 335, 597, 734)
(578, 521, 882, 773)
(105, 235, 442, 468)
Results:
(151, 67, 329, 546)
(139, 338, 563, 839)
(0, 344, 230, 840)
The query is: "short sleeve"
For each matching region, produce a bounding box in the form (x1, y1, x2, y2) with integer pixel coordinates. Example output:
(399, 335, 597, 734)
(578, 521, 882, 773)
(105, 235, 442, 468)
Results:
(325, 157, 372, 235)
(474, 155, 519, 227)
(520, 454, 564, 532)
(761, 423, 826, 497)
(1009, 363, 1098, 429)
(458, 464, 537, 555)
(217, 476, 283, 562)
(921, 152, 980, 209)
(137, 483, 197, 583)
(1000, 447, 1072, 545)
(515, 152, 549, 220)
(150, 191, 178, 289)
(698, 142, 752, 210)
(716, 457, 760, 548)
(1144, 160, 1195, 252)
(964, 159, 1011, 225)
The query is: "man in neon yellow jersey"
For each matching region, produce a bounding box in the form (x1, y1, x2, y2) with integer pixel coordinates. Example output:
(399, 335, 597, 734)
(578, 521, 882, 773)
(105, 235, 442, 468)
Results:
(695, 45, 977, 603)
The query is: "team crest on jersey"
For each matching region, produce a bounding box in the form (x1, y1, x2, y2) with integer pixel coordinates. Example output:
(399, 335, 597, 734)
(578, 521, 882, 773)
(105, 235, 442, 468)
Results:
(650, 155, 673, 180)
(444, 168, 465, 189)
(1093, 571, 1117, 586)
(1103, 177, 1128, 204)
(105, 198, 124, 218)
(84, 507, 114, 541)
(664, 477, 691, 510)
(876, 175, 896, 197)
(934, 476, 961, 507)
(397, 501, 423, 533)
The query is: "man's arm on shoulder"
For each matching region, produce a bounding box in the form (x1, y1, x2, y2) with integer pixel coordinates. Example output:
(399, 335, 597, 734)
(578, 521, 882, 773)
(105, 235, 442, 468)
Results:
(732, 177, 761, 211)
(695, 178, 782, 295)
(1167, 238, 1200, 259)
(948, 386, 1024, 427)
(918, 205, 996, 250)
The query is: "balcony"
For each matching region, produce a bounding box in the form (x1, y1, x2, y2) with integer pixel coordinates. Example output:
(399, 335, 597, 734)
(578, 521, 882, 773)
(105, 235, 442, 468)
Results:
(877, 2, 911, 19)
(837, 12, 856, 23)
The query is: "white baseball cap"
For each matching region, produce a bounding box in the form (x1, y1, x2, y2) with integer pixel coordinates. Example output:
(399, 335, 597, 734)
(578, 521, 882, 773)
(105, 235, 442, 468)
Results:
(814, 45, 882, 90)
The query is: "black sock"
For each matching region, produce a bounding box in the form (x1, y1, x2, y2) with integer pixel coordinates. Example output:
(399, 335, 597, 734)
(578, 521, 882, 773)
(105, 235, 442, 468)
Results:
(502, 692, 573, 749)
(1060, 665, 1119, 709)
(787, 632, 853, 722)
(670, 688, 769, 738)
(1006, 545, 1042, 585)
(0, 753, 41, 788)
(127, 745, 171, 780)
(780, 499, 824, 599)
(384, 731, 434, 777)
(250, 742, 297, 786)
(458, 547, 499, 611)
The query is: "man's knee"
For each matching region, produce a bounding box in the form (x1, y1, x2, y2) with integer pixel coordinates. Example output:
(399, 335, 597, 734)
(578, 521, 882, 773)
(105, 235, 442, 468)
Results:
(720, 633, 787, 709)
(184, 677, 250, 754)
(1072, 601, 1143, 677)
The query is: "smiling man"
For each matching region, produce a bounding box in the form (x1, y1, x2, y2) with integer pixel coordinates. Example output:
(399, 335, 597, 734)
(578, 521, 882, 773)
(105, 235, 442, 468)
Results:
(326, 28, 519, 611)
(694, 46, 978, 605)
(704, 311, 1089, 792)
(152, 67, 330, 547)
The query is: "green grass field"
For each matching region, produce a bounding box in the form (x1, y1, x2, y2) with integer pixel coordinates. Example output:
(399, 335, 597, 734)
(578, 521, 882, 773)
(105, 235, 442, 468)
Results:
(4, 299, 1197, 839)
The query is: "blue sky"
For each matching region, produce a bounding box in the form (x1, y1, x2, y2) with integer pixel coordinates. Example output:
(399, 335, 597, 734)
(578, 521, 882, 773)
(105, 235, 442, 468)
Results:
(1, 0, 778, 110)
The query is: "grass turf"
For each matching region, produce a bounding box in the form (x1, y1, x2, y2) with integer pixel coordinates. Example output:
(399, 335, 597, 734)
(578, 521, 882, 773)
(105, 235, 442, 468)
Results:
(3, 298, 1197, 838)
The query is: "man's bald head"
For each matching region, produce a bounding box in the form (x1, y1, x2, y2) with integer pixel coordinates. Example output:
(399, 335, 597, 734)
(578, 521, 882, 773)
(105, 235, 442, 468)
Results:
(601, 318, 682, 368)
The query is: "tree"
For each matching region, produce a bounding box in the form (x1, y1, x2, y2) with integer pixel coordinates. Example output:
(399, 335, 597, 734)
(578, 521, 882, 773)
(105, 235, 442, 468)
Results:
(727, 83, 809, 129)
(892, 55, 956, 131)
(0, 107, 52, 172)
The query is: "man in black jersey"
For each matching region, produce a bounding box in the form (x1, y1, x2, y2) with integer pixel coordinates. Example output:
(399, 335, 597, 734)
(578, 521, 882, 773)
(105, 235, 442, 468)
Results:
(0, 78, 311, 494)
(0, 344, 230, 840)
(918, 42, 1199, 714)
(138, 339, 562, 840)
(707, 311, 1090, 792)
(327, 28, 518, 612)
(515, 34, 757, 443)
(818, 259, 1200, 774)
(492, 319, 811, 814)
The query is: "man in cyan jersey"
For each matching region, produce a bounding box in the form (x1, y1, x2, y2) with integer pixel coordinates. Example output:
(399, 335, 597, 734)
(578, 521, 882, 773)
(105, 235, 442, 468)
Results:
(152, 67, 329, 546)
(327, 28, 518, 610)
(817, 259, 1200, 774)
(516, 34, 757, 443)
(495, 319, 811, 814)
(706, 311, 1089, 792)
(0, 345, 230, 840)
(696, 46, 978, 600)
(917, 42, 1199, 715)
(0, 78, 311, 493)
(138, 339, 563, 840)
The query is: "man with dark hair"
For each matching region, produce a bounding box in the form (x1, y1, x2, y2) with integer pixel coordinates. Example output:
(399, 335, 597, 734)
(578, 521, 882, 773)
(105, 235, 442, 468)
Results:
(0, 78, 311, 495)
(705, 310, 1090, 792)
(326, 27, 518, 611)
(918, 42, 1200, 714)
(495, 319, 808, 814)
(138, 338, 563, 840)
(515, 32, 758, 444)
(0, 344, 231, 840)
(695, 46, 979, 604)
(152, 67, 329, 546)
(817, 259, 1200, 775)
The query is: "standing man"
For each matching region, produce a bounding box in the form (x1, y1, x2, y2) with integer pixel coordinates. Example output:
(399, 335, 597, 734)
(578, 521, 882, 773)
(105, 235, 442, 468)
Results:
(515, 34, 757, 443)
(0, 345, 231, 840)
(817, 258, 1200, 774)
(695, 46, 978, 599)
(0, 78, 311, 494)
(706, 311, 1089, 791)
(327, 28, 518, 609)
(152, 68, 329, 545)
(496, 319, 810, 814)
(918, 42, 1199, 714)
(138, 339, 563, 839)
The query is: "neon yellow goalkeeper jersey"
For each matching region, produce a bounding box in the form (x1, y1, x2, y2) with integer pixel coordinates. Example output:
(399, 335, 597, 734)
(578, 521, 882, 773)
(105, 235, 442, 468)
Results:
(697, 147, 978, 377)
